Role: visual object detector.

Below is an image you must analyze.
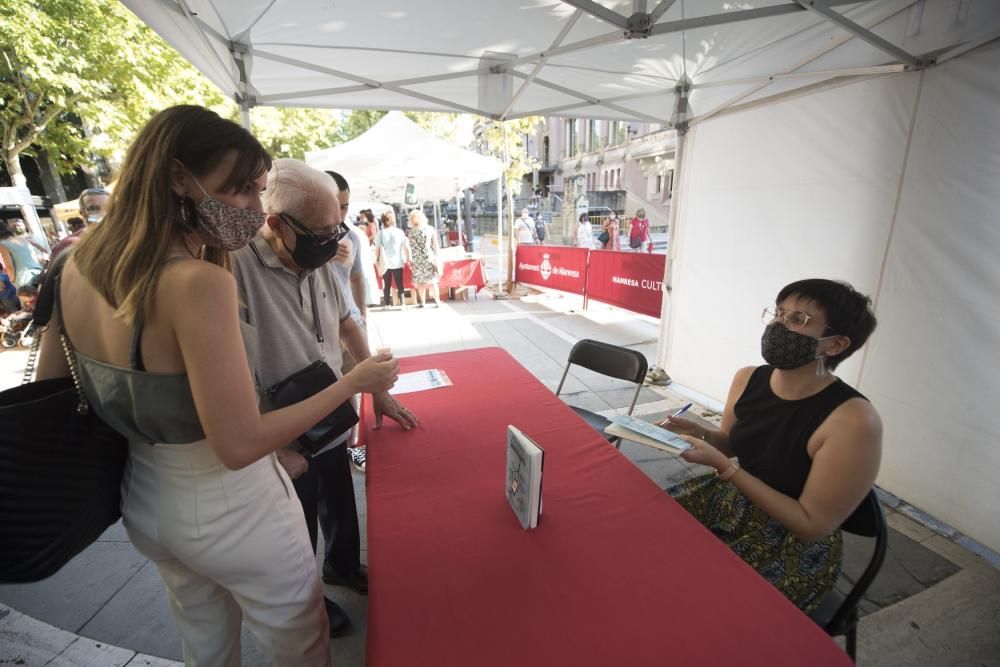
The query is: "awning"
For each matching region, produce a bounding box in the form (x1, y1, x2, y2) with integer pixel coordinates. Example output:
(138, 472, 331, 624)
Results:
(122, 0, 1000, 127)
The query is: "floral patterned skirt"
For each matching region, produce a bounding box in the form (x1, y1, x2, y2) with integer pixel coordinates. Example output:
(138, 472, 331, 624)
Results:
(668, 474, 842, 613)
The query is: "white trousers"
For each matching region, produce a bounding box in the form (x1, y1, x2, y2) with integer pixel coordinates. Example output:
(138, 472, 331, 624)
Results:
(121, 440, 330, 666)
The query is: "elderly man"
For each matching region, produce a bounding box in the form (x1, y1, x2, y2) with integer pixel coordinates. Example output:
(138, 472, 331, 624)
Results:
(514, 207, 537, 245)
(231, 159, 417, 638)
(51, 188, 110, 260)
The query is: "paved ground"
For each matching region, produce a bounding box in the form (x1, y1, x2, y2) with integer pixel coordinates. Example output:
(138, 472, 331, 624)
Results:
(2, 287, 998, 666)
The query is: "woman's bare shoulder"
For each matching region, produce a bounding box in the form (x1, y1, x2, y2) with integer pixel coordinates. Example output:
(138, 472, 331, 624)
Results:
(831, 394, 882, 433)
(157, 260, 237, 310)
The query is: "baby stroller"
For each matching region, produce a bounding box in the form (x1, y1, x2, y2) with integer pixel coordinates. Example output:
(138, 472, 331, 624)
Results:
(1, 311, 35, 349)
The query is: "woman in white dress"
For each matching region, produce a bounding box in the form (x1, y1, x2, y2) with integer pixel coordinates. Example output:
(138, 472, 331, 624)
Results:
(576, 213, 595, 249)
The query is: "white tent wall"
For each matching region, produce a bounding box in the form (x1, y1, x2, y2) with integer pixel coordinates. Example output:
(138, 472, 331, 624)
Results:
(663, 44, 1000, 552)
(859, 42, 1000, 552)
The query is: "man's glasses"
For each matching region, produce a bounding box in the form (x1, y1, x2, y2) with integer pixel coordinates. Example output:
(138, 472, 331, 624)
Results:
(280, 213, 350, 246)
(761, 306, 832, 333)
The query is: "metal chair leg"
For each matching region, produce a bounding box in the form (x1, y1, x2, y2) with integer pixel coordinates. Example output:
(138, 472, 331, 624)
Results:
(846, 625, 857, 662)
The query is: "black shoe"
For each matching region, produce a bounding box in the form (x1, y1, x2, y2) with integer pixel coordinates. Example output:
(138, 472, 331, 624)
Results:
(323, 562, 369, 595)
(324, 597, 351, 638)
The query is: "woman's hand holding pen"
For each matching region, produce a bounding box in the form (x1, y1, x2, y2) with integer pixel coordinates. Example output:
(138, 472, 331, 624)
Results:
(658, 403, 704, 439)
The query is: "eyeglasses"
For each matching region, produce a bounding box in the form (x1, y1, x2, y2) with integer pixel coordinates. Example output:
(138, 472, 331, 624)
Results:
(761, 306, 832, 333)
(280, 213, 349, 246)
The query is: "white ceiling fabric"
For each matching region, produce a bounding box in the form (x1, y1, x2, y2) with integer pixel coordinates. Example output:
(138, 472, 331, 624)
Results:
(122, 0, 1000, 125)
(304, 111, 502, 201)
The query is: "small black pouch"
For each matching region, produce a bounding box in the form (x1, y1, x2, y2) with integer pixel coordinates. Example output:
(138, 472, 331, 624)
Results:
(264, 359, 358, 455)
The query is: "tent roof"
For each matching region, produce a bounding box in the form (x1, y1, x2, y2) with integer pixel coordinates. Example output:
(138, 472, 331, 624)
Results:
(124, 0, 1000, 126)
(305, 112, 502, 201)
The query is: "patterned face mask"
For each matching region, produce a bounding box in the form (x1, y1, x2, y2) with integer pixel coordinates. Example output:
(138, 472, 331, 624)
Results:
(184, 175, 266, 251)
(760, 322, 835, 370)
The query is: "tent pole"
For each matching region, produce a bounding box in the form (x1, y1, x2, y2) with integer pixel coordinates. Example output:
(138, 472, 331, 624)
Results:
(496, 176, 505, 295)
(655, 77, 691, 374)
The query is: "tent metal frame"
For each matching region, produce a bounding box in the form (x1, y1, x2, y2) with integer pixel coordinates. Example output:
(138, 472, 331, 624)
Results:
(141, 0, 990, 127)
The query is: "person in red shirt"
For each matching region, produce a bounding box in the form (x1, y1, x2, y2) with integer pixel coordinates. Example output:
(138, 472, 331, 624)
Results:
(628, 209, 651, 253)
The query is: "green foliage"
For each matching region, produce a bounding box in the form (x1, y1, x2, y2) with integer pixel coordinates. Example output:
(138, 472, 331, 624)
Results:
(473, 117, 542, 191)
(0, 0, 225, 181)
(337, 110, 389, 144)
(248, 106, 340, 160)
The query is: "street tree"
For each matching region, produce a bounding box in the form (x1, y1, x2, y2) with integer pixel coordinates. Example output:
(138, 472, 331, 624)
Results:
(248, 106, 340, 160)
(0, 0, 223, 186)
(473, 117, 542, 291)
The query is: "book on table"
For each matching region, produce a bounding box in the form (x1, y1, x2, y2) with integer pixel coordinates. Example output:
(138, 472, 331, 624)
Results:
(605, 414, 692, 455)
(505, 426, 545, 530)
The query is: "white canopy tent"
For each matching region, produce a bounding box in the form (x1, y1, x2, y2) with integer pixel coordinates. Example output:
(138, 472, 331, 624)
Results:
(125, 0, 1000, 552)
(304, 111, 502, 203)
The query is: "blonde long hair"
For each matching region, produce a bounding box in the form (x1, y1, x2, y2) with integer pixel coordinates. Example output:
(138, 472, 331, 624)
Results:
(73, 106, 270, 324)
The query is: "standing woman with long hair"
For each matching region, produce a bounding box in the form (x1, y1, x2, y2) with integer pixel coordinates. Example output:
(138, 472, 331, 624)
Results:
(35, 105, 397, 666)
(374, 210, 409, 308)
(601, 210, 621, 250)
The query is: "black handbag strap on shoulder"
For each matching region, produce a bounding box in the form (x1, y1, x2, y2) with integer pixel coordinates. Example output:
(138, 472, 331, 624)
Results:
(24, 255, 90, 414)
(22, 256, 66, 384)
(31, 253, 68, 330)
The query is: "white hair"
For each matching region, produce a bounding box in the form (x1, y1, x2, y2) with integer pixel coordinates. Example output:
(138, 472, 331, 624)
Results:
(408, 209, 428, 227)
(263, 158, 339, 226)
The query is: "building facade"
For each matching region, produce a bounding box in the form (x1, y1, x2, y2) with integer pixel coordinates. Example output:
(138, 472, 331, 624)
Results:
(524, 117, 677, 231)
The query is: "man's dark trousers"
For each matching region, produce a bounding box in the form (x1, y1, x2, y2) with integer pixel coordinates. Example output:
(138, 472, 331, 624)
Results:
(291, 444, 361, 578)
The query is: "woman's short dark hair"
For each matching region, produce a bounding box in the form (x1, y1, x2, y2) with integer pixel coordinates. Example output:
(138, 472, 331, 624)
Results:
(0, 221, 12, 239)
(579, 213, 589, 223)
(67, 216, 85, 231)
(776, 278, 877, 369)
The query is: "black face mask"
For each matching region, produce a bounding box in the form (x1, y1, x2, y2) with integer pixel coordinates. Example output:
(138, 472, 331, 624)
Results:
(280, 214, 346, 270)
(760, 322, 836, 370)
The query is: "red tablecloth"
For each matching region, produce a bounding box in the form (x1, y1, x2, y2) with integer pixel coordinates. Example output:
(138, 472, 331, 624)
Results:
(364, 349, 851, 667)
(375, 257, 486, 290)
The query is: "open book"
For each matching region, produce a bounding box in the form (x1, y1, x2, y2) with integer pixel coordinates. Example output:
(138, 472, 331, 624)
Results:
(506, 426, 545, 530)
(605, 414, 692, 456)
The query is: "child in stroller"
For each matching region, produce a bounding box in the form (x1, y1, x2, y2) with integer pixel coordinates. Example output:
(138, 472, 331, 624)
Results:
(1, 284, 37, 349)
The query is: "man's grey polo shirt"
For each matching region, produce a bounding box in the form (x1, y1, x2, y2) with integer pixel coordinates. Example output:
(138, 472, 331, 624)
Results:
(232, 233, 350, 453)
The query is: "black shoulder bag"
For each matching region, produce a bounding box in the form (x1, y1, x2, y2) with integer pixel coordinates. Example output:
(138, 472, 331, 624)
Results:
(0, 259, 128, 583)
(262, 272, 358, 455)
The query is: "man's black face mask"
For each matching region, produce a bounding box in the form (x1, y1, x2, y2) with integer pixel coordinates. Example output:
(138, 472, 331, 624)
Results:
(280, 214, 349, 270)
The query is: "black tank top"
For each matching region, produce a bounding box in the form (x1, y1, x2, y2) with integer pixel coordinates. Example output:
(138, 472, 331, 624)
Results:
(730, 366, 866, 498)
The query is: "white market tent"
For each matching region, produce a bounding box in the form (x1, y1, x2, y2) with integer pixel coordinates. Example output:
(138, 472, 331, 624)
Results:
(125, 0, 1000, 553)
(304, 111, 501, 202)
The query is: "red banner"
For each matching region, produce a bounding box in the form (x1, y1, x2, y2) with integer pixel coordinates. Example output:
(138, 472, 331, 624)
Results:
(515, 245, 589, 295)
(585, 250, 665, 318)
(375, 258, 487, 290)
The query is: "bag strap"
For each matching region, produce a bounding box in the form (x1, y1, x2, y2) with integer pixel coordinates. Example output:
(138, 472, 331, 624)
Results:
(21, 327, 40, 385)
(306, 272, 327, 362)
(30, 257, 90, 413)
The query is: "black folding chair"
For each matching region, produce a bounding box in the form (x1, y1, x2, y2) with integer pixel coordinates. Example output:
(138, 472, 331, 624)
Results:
(554, 339, 648, 448)
(809, 489, 888, 662)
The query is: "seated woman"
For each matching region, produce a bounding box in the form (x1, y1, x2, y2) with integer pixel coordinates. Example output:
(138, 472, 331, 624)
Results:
(666, 278, 881, 612)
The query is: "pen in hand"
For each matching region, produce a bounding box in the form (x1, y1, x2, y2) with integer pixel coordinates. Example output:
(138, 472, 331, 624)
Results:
(657, 403, 692, 427)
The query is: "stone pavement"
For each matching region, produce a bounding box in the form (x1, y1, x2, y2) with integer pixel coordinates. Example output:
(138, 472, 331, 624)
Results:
(2, 288, 999, 666)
